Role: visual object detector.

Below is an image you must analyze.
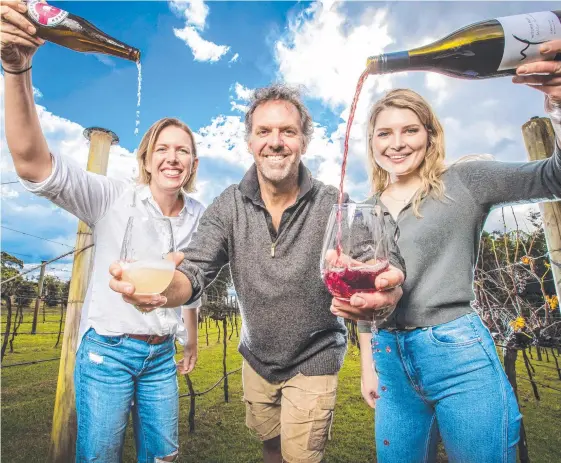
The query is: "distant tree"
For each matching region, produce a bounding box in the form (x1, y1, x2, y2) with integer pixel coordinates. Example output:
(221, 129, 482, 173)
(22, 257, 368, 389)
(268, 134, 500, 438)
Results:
(1, 252, 24, 361)
(43, 275, 66, 307)
(1, 251, 24, 296)
(14, 279, 37, 308)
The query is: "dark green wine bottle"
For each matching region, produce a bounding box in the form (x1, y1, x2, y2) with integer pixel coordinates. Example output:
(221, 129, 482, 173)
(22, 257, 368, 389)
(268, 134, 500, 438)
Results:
(367, 11, 561, 79)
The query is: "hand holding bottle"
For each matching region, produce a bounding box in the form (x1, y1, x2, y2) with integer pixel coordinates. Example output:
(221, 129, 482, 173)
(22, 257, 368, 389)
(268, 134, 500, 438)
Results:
(0, 1, 45, 72)
(513, 40, 561, 104)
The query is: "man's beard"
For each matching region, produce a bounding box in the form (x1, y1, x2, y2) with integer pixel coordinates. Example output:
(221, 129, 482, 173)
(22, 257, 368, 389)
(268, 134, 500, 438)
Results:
(258, 155, 298, 185)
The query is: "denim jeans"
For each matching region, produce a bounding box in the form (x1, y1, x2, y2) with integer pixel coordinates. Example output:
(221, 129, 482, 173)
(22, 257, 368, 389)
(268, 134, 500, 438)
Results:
(373, 313, 521, 463)
(74, 328, 179, 463)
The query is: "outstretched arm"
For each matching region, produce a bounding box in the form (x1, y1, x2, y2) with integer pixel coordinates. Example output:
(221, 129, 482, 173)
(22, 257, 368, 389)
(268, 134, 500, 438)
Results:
(2, 0, 50, 181)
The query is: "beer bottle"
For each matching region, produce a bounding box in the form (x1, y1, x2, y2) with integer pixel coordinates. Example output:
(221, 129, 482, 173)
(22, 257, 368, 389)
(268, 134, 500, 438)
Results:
(367, 10, 561, 79)
(25, 0, 140, 62)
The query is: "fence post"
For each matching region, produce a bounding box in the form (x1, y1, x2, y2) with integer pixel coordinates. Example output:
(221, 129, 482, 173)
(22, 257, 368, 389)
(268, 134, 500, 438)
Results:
(31, 261, 47, 334)
(522, 117, 561, 322)
(48, 127, 118, 463)
(1, 296, 13, 361)
(223, 318, 229, 403)
(503, 347, 530, 462)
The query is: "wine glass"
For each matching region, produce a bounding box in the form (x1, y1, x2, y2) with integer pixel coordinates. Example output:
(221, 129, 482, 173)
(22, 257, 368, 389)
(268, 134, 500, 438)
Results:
(120, 216, 176, 300)
(320, 203, 394, 324)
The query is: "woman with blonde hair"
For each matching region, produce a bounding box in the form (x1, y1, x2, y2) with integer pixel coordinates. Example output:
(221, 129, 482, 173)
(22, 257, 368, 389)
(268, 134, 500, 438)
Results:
(338, 42, 561, 462)
(1, 3, 204, 460)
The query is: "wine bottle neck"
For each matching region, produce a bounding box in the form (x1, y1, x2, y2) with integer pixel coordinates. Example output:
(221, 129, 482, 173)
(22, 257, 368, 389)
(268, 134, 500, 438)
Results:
(366, 51, 410, 74)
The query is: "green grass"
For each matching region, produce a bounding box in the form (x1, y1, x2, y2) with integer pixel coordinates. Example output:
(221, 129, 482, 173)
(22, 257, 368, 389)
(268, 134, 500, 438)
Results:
(1, 310, 560, 462)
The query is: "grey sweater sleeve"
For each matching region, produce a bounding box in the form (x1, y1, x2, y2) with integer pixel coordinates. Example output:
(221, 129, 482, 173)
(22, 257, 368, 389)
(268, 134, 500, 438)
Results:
(452, 144, 561, 210)
(177, 187, 232, 303)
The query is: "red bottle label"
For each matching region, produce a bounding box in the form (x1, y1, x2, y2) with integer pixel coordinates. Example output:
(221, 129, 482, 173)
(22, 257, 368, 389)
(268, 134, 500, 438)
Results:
(27, 0, 69, 27)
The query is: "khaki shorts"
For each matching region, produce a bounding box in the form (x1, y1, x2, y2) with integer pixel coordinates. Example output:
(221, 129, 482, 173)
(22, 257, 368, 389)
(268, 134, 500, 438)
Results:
(242, 362, 338, 463)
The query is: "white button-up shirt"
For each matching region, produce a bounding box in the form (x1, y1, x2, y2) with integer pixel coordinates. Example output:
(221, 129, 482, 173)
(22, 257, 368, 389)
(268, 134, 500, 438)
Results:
(20, 152, 205, 345)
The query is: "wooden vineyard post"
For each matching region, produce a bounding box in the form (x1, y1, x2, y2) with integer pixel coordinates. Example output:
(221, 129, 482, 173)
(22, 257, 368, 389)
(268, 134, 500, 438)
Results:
(503, 347, 530, 463)
(48, 128, 118, 463)
(522, 117, 561, 323)
(223, 318, 228, 403)
(30, 261, 47, 334)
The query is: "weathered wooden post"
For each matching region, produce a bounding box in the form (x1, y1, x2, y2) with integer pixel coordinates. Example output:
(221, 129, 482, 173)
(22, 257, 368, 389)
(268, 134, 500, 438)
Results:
(223, 317, 229, 403)
(503, 347, 530, 463)
(30, 261, 47, 334)
(522, 117, 561, 323)
(48, 127, 118, 463)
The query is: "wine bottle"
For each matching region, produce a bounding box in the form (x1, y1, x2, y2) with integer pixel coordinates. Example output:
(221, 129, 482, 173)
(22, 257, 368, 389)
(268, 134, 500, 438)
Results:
(367, 11, 561, 79)
(25, 0, 140, 62)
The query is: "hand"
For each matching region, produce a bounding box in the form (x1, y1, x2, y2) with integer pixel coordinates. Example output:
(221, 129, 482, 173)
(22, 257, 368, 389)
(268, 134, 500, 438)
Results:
(330, 265, 404, 321)
(108, 251, 184, 313)
(361, 371, 380, 408)
(513, 40, 561, 103)
(0, 1, 45, 71)
(177, 341, 198, 375)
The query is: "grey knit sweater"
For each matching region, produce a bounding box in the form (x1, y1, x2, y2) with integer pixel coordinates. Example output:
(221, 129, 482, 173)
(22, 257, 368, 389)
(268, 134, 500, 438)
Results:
(359, 143, 561, 333)
(178, 163, 404, 382)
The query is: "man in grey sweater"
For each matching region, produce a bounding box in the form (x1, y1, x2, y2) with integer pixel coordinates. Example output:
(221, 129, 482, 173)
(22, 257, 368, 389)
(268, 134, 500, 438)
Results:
(110, 84, 404, 463)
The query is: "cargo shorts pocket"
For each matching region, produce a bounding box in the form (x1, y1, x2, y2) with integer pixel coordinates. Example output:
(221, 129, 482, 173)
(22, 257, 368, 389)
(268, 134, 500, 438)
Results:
(308, 394, 337, 451)
(244, 400, 281, 441)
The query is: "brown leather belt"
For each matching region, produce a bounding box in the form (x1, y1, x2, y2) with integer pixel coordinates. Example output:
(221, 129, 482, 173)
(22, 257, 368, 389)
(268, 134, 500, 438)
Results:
(126, 334, 171, 345)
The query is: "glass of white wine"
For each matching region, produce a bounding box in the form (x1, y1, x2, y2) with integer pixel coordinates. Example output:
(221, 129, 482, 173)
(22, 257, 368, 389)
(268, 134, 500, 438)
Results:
(120, 216, 176, 302)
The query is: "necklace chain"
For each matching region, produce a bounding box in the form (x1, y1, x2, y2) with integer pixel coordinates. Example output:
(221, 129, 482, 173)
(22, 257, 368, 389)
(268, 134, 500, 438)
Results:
(384, 190, 414, 204)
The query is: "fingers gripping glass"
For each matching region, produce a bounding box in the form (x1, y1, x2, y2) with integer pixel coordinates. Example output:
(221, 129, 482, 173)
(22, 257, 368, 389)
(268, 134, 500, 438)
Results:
(120, 216, 176, 303)
(321, 203, 395, 323)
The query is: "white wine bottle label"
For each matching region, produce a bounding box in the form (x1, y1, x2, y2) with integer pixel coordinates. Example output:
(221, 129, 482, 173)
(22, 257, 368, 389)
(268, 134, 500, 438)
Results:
(27, 0, 69, 27)
(497, 11, 561, 71)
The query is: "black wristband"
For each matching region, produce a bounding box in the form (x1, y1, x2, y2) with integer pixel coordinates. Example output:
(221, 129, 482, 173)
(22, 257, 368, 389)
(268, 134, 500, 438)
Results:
(1, 64, 32, 75)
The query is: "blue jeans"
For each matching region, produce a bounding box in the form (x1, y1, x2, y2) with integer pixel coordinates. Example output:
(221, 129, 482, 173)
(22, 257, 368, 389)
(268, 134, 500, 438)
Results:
(74, 328, 179, 463)
(373, 313, 521, 463)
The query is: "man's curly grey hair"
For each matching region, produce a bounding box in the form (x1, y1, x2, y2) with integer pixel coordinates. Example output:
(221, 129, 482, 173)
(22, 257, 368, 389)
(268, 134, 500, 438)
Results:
(244, 84, 314, 147)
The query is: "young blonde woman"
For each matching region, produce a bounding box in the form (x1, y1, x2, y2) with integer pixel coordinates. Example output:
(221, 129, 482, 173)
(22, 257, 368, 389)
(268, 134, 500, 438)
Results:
(1, 3, 204, 461)
(333, 41, 561, 462)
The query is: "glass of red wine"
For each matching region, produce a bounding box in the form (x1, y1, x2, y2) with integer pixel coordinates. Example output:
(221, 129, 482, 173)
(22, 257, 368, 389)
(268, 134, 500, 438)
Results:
(321, 203, 394, 325)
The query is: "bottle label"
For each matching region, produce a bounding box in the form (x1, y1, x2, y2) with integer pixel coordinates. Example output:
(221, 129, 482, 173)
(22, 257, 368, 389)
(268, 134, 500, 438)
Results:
(497, 11, 561, 71)
(27, 0, 69, 27)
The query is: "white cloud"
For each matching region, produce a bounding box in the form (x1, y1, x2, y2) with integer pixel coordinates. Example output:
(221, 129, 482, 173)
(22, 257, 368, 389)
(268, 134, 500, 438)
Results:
(170, 0, 208, 29)
(195, 115, 253, 169)
(173, 26, 230, 63)
(230, 101, 248, 113)
(45, 262, 74, 281)
(229, 82, 252, 114)
(442, 116, 519, 161)
(22, 261, 74, 281)
(170, 0, 232, 63)
(275, 2, 395, 110)
(485, 204, 540, 234)
(1, 185, 19, 199)
(33, 86, 43, 99)
(425, 73, 451, 106)
(190, 178, 236, 208)
(229, 53, 239, 64)
(234, 83, 252, 101)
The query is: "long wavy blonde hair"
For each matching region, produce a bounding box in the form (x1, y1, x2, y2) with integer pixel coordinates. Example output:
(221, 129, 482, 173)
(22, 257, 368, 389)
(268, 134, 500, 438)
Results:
(367, 89, 447, 217)
(136, 117, 198, 193)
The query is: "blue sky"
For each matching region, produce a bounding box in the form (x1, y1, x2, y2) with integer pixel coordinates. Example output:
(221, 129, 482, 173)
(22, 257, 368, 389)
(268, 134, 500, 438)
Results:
(1, 0, 558, 279)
